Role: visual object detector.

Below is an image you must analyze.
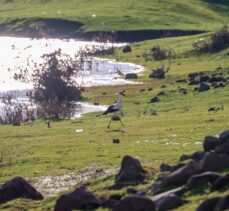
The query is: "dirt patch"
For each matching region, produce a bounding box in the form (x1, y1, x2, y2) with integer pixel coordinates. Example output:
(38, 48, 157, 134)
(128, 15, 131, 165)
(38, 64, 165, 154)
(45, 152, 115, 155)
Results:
(33, 167, 117, 197)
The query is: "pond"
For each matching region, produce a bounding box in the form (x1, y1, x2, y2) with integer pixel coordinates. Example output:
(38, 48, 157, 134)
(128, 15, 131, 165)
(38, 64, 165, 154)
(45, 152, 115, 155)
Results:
(0, 36, 143, 117)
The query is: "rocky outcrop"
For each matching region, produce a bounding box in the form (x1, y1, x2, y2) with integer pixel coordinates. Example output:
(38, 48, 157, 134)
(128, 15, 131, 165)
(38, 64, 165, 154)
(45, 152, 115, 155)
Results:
(0, 177, 43, 204)
(112, 196, 156, 211)
(54, 187, 101, 211)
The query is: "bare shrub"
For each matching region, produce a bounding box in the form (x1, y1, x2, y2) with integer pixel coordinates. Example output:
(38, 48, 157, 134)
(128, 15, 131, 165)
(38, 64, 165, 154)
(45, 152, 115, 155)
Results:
(193, 25, 229, 52)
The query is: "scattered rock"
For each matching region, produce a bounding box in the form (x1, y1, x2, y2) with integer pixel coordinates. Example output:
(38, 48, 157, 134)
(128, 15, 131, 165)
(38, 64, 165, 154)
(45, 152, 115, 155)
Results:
(198, 82, 210, 92)
(149, 68, 165, 79)
(211, 174, 229, 191)
(0, 177, 43, 204)
(215, 195, 229, 210)
(122, 45, 132, 53)
(203, 136, 220, 152)
(112, 196, 156, 211)
(186, 172, 222, 189)
(159, 160, 202, 186)
(153, 194, 183, 211)
(54, 187, 101, 211)
(113, 139, 120, 144)
(219, 130, 229, 142)
(115, 156, 148, 185)
(125, 73, 138, 79)
(196, 197, 221, 211)
(150, 97, 160, 103)
(179, 88, 187, 94)
(157, 91, 166, 96)
(180, 151, 205, 162)
(201, 152, 229, 171)
(199, 75, 210, 82)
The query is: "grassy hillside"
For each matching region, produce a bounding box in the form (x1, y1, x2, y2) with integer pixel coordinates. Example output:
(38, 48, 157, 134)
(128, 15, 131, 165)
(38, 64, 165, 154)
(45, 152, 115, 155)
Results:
(0, 32, 229, 210)
(0, 0, 228, 32)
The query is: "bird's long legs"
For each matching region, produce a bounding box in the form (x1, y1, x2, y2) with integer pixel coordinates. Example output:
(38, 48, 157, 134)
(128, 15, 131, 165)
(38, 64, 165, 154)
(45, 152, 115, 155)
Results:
(107, 113, 124, 128)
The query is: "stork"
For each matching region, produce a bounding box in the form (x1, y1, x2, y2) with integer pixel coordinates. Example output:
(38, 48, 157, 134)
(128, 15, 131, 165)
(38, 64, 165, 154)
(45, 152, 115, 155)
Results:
(103, 91, 125, 128)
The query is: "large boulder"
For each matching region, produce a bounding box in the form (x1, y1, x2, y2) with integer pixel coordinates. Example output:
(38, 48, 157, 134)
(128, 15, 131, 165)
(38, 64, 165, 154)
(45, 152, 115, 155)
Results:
(196, 197, 221, 211)
(0, 177, 43, 204)
(201, 152, 229, 171)
(215, 130, 229, 154)
(198, 82, 210, 92)
(54, 187, 101, 211)
(149, 68, 165, 79)
(160, 160, 202, 186)
(203, 136, 220, 152)
(211, 174, 229, 191)
(215, 195, 229, 210)
(153, 194, 183, 211)
(180, 151, 205, 162)
(115, 156, 149, 184)
(125, 73, 138, 79)
(186, 172, 222, 189)
(112, 196, 156, 211)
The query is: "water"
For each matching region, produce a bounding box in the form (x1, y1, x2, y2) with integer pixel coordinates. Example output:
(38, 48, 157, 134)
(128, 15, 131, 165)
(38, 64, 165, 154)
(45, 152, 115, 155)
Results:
(0, 36, 143, 117)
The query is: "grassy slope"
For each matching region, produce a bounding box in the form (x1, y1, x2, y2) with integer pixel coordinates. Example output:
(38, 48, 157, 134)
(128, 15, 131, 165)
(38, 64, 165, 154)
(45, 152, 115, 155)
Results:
(0, 32, 229, 210)
(0, 0, 228, 32)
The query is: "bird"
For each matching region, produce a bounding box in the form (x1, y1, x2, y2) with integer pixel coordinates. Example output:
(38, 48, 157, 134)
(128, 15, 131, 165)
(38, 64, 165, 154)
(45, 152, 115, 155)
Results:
(103, 91, 125, 128)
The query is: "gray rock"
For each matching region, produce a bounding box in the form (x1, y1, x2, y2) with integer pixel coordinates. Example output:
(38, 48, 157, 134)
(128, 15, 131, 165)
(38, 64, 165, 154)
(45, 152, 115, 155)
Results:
(122, 45, 132, 53)
(198, 82, 210, 92)
(112, 196, 156, 211)
(186, 172, 222, 189)
(219, 130, 229, 142)
(154, 194, 183, 211)
(215, 195, 229, 210)
(201, 152, 229, 171)
(150, 97, 160, 103)
(180, 151, 205, 162)
(115, 156, 149, 184)
(54, 187, 101, 211)
(0, 177, 43, 204)
(211, 174, 229, 191)
(149, 68, 165, 79)
(203, 136, 220, 152)
(125, 73, 138, 79)
(160, 160, 202, 186)
(196, 197, 221, 211)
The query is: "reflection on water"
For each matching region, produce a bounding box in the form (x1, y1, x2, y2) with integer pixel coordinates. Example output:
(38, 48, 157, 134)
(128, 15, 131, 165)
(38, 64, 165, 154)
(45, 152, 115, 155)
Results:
(0, 36, 143, 117)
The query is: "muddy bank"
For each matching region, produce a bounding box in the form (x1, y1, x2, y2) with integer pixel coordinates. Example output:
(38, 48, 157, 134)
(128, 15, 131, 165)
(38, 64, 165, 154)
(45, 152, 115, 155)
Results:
(0, 18, 205, 42)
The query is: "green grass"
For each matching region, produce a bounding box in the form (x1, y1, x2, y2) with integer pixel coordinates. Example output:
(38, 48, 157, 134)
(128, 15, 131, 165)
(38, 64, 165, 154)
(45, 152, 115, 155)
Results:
(0, 0, 228, 32)
(0, 31, 229, 210)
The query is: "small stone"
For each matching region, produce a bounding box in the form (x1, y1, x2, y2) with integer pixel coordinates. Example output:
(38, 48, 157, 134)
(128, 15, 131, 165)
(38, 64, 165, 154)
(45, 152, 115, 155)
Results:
(113, 139, 120, 144)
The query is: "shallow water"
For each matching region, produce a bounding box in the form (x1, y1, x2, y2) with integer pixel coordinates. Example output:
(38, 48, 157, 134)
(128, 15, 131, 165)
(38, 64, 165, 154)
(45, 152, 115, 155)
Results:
(0, 36, 143, 116)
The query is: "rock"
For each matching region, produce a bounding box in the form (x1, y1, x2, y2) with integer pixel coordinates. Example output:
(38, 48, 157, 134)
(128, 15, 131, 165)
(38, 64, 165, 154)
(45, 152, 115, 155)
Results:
(112, 196, 156, 211)
(191, 151, 205, 161)
(215, 133, 229, 155)
(198, 82, 210, 92)
(180, 151, 205, 162)
(211, 174, 229, 191)
(161, 85, 166, 88)
(0, 177, 43, 204)
(115, 156, 148, 184)
(157, 91, 166, 96)
(179, 88, 187, 94)
(149, 68, 165, 79)
(125, 73, 138, 79)
(54, 187, 101, 211)
(200, 75, 210, 82)
(186, 172, 222, 189)
(208, 107, 216, 112)
(122, 45, 132, 53)
(160, 163, 173, 172)
(113, 139, 120, 144)
(150, 97, 160, 103)
(159, 160, 202, 186)
(180, 154, 190, 162)
(219, 130, 229, 142)
(153, 194, 183, 211)
(201, 152, 229, 171)
(196, 197, 221, 211)
(203, 136, 220, 152)
(215, 195, 229, 210)
(189, 80, 200, 85)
